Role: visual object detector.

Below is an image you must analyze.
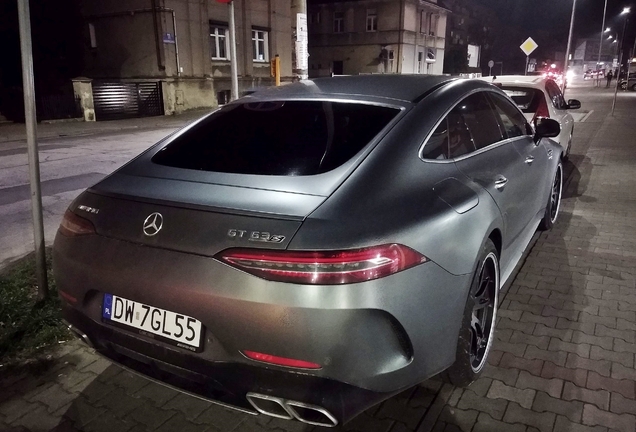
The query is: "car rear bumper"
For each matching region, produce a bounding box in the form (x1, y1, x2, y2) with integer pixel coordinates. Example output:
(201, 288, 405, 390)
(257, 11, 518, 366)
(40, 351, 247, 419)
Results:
(54, 232, 472, 422)
(62, 305, 394, 425)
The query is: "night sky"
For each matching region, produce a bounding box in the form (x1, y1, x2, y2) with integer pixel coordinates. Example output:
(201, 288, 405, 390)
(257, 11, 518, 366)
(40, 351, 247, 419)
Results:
(474, 0, 636, 71)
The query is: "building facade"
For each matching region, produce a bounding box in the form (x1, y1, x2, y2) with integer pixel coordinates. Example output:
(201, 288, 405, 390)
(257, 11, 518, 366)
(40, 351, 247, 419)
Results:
(307, 0, 448, 77)
(80, 0, 294, 115)
(572, 37, 618, 75)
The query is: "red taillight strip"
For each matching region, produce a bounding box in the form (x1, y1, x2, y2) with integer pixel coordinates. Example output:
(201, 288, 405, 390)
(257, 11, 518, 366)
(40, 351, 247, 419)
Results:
(58, 290, 78, 305)
(216, 244, 427, 285)
(59, 210, 96, 237)
(242, 350, 321, 369)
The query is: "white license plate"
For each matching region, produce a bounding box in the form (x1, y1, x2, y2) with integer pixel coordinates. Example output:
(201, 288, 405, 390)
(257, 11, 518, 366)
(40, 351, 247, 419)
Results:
(102, 294, 203, 351)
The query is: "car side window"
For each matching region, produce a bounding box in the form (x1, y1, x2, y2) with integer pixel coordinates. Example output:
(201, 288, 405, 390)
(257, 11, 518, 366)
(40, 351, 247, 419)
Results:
(421, 92, 506, 160)
(488, 93, 530, 139)
(545, 81, 567, 110)
(421, 117, 450, 160)
(457, 92, 505, 150)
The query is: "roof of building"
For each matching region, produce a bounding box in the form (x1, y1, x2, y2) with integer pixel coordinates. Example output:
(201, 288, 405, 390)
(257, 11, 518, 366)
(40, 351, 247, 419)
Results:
(245, 75, 458, 103)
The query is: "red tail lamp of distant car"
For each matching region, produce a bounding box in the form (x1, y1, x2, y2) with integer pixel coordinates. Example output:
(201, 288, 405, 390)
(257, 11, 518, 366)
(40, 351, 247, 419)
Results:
(216, 244, 427, 285)
(533, 95, 551, 124)
(59, 210, 96, 237)
(242, 350, 322, 369)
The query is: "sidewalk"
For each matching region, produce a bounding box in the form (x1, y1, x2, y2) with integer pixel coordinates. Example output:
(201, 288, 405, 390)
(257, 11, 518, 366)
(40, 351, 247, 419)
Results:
(1, 89, 635, 432)
(0, 110, 211, 145)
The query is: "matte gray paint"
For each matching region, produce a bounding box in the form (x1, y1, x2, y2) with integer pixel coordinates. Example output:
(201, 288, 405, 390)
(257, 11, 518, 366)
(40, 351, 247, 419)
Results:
(53, 75, 563, 417)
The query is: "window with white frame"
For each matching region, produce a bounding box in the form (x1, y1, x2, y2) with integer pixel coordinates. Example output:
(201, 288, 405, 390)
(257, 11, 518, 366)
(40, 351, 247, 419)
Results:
(210, 25, 229, 60)
(417, 52, 423, 74)
(429, 14, 439, 36)
(366, 9, 377, 32)
(334, 11, 344, 33)
(252, 29, 269, 62)
(388, 50, 395, 72)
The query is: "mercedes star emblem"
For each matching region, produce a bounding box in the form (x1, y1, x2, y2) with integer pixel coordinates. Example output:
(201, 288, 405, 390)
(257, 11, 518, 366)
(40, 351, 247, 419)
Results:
(143, 212, 163, 237)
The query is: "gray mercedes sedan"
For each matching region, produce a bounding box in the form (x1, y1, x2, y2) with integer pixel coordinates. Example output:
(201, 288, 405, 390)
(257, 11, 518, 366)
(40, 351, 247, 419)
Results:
(53, 75, 563, 427)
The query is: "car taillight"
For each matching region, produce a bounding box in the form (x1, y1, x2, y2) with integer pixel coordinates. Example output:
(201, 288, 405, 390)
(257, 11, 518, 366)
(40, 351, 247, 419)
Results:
(532, 95, 550, 123)
(59, 210, 96, 237)
(242, 350, 321, 369)
(216, 244, 427, 285)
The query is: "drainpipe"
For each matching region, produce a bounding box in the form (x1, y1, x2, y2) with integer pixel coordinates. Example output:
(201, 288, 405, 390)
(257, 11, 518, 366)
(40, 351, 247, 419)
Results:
(171, 9, 181, 76)
(397, 0, 405, 74)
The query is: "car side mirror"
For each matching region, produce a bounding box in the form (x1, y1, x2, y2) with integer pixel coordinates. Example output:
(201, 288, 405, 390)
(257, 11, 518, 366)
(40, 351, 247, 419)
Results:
(567, 99, 581, 110)
(534, 117, 561, 141)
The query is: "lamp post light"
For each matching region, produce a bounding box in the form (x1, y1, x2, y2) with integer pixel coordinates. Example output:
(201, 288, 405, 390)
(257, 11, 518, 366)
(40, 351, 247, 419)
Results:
(612, 7, 631, 115)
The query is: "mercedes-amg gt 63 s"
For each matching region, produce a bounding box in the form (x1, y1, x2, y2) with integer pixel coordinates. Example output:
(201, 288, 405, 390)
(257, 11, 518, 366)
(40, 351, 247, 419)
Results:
(54, 75, 563, 427)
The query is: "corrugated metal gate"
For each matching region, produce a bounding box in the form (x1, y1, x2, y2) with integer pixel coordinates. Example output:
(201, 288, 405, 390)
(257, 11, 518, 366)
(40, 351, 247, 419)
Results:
(93, 81, 164, 121)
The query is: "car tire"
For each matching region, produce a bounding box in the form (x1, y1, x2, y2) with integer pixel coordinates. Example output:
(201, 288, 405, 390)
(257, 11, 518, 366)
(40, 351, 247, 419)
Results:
(631, 84, 636, 92)
(445, 239, 499, 387)
(539, 162, 563, 231)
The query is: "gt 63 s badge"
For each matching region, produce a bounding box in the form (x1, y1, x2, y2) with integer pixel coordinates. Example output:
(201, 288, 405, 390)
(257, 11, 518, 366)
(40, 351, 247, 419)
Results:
(227, 229, 285, 243)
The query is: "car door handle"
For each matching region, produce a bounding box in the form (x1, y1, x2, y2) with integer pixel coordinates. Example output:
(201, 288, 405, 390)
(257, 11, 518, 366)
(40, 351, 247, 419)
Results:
(525, 156, 535, 165)
(494, 176, 508, 190)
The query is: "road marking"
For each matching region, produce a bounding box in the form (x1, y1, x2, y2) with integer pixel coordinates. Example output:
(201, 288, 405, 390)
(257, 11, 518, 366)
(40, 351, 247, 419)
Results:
(0, 172, 104, 206)
(579, 110, 594, 123)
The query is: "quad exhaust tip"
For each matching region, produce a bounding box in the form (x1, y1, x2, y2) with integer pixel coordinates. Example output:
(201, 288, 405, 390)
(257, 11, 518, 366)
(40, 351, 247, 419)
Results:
(246, 392, 338, 428)
(63, 320, 94, 349)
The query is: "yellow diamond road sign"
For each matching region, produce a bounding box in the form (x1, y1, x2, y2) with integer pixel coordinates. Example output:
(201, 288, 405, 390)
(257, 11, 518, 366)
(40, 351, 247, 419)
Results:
(520, 37, 538, 56)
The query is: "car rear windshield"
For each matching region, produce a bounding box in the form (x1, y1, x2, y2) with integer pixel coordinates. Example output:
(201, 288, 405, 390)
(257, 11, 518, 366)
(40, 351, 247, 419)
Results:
(151, 101, 400, 176)
(500, 87, 543, 114)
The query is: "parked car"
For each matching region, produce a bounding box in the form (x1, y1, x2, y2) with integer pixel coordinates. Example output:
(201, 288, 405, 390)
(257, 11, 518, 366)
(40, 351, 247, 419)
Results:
(619, 72, 636, 91)
(53, 75, 564, 427)
(480, 75, 580, 160)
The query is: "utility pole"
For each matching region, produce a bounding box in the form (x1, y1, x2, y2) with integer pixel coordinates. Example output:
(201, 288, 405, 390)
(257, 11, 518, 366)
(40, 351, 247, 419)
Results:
(292, 0, 308, 80)
(228, 0, 239, 100)
(562, 0, 577, 94)
(17, 0, 48, 300)
(612, 14, 630, 115)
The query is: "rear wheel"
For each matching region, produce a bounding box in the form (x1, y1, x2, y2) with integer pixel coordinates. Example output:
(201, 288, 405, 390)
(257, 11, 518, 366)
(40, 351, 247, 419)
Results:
(539, 163, 563, 231)
(631, 83, 636, 92)
(446, 239, 499, 387)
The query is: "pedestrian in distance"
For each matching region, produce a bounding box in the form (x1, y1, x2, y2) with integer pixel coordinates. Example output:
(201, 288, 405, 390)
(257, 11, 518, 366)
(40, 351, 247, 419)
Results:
(606, 70, 613, 88)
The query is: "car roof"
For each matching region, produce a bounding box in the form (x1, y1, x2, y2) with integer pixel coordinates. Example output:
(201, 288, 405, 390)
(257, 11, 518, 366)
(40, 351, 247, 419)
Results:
(242, 75, 458, 103)
(479, 75, 548, 88)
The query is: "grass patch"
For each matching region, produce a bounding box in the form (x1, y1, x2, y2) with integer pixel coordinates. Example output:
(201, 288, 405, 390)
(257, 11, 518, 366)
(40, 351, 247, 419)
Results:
(0, 251, 69, 366)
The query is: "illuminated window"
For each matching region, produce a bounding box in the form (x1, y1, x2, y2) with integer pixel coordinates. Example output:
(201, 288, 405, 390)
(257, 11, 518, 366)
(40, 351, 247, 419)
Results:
(252, 30, 269, 62)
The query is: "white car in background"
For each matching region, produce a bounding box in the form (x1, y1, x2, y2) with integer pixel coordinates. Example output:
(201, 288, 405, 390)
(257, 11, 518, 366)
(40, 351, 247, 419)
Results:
(480, 75, 581, 160)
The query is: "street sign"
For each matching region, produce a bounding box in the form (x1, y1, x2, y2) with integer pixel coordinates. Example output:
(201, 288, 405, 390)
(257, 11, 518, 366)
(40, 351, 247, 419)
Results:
(520, 38, 538, 56)
(488, 60, 494, 68)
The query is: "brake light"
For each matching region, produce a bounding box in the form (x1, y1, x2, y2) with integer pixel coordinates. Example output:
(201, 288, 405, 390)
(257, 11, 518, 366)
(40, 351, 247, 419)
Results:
(216, 244, 427, 285)
(58, 290, 78, 305)
(59, 210, 96, 237)
(532, 94, 550, 123)
(242, 350, 321, 369)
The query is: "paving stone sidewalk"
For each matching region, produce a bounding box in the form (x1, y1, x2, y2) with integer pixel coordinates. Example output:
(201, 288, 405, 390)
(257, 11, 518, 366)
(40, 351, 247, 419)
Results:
(1, 90, 635, 432)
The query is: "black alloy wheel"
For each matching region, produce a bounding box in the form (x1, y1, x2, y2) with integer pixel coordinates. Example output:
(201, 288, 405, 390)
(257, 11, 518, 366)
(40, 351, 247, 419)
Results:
(469, 252, 498, 373)
(446, 239, 499, 386)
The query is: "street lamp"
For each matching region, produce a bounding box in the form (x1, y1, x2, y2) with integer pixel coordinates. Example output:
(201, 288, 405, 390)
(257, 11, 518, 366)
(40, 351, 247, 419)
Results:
(612, 7, 631, 115)
(597, 0, 608, 86)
